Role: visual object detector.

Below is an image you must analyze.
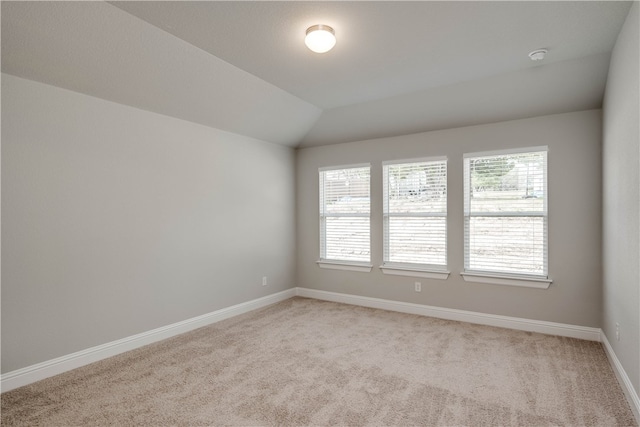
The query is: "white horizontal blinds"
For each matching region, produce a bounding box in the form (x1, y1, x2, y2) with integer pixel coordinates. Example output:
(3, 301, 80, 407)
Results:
(383, 159, 447, 267)
(319, 166, 370, 262)
(464, 148, 548, 276)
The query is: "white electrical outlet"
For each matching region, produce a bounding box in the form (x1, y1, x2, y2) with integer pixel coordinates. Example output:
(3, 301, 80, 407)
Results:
(262, 276, 267, 286)
(414, 282, 421, 292)
(615, 322, 620, 341)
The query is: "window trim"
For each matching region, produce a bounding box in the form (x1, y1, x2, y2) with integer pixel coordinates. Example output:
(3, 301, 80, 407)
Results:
(462, 146, 550, 284)
(460, 271, 552, 289)
(318, 163, 371, 267)
(380, 263, 450, 280)
(462, 146, 549, 159)
(318, 163, 371, 173)
(317, 260, 373, 272)
(382, 156, 448, 274)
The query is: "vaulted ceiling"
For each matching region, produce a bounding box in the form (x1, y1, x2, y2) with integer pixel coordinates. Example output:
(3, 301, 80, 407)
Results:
(1, 1, 633, 147)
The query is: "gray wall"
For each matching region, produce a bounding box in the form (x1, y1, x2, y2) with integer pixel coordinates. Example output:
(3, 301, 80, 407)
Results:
(1, 74, 296, 373)
(297, 110, 603, 327)
(602, 2, 640, 395)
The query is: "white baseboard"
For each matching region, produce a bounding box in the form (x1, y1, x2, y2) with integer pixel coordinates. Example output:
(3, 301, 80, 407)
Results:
(1, 288, 296, 393)
(4, 285, 629, 417)
(601, 332, 640, 423)
(295, 287, 602, 341)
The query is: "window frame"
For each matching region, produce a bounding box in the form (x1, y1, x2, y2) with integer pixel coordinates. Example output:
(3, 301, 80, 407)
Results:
(462, 146, 552, 289)
(380, 157, 449, 279)
(317, 163, 372, 272)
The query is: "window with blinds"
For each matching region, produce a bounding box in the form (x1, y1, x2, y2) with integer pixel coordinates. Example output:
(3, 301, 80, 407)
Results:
(463, 147, 548, 277)
(319, 165, 370, 263)
(383, 158, 447, 269)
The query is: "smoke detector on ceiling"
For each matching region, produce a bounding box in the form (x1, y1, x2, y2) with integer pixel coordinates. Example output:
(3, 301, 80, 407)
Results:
(528, 49, 548, 61)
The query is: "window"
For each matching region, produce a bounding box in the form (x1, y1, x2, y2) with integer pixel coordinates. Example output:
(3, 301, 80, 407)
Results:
(381, 158, 448, 279)
(318, 165, 371, 271)
(463, 147, 550, 287)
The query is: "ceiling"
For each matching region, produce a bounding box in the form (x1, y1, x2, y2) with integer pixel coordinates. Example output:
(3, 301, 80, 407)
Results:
(1, 1, 633, 148)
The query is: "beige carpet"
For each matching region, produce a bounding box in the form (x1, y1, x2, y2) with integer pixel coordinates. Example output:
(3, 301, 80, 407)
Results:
(1, 297, 636, 426)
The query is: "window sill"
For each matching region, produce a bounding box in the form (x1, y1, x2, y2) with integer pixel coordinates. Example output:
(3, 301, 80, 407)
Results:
(460, 271, 552, 289)
(380, 264, 450, 280)
(317, 260, 373, 273)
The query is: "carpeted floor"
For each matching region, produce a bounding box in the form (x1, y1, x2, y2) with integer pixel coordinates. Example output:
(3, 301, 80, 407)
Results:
(1, 297, 636, 426)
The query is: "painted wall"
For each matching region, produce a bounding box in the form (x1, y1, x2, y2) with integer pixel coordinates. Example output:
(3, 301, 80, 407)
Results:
(1, 74, 296, 373)
(297, 110, 602, 327)
(602, 2, 640, 395)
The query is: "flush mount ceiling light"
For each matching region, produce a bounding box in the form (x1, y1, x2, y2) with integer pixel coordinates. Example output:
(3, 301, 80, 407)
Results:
(305, 24, 336, 53)
(528, 49, 548, 61)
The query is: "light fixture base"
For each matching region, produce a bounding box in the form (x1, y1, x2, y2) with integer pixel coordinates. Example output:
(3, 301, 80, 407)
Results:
(528, 49, 548, 61)
(305, 24, 336, 53)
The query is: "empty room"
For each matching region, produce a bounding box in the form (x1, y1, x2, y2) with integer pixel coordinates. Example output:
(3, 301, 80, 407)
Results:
(1, 1, 639, 425)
